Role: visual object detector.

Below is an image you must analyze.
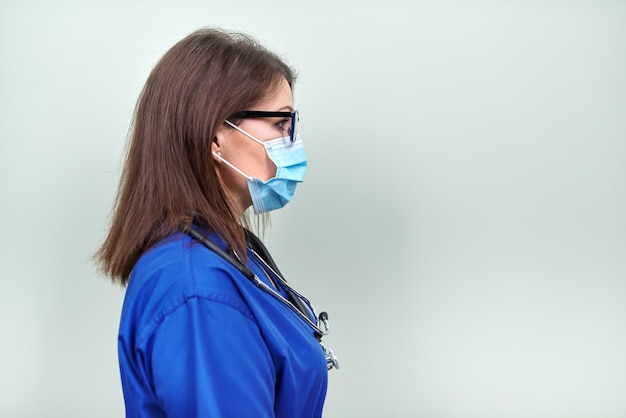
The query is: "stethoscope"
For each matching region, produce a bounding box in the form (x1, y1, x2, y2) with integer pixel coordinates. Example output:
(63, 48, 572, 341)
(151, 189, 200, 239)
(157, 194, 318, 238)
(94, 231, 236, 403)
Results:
(186, 225, 339, 370)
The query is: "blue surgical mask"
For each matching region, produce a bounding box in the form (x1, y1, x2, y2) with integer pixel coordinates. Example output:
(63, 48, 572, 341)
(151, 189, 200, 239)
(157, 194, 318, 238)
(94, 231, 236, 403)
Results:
(213, 121, 307, 214)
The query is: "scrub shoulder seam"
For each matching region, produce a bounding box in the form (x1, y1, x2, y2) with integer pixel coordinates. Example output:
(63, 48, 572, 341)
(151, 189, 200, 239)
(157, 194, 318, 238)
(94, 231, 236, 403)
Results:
(137, 292, 256, 346)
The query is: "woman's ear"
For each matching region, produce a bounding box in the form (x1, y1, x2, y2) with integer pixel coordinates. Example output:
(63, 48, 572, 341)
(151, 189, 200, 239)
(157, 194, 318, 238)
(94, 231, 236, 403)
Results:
(211, 137, 221, 156)
(212, 124, 228, 156)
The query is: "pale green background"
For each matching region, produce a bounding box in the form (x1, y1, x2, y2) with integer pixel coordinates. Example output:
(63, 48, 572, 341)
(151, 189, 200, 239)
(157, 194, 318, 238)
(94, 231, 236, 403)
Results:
(1, 1, 625, 417)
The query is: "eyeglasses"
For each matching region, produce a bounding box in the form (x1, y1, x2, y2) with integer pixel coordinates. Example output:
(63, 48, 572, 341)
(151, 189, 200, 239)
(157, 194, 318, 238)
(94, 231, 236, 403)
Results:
(229, 110, 299, 143)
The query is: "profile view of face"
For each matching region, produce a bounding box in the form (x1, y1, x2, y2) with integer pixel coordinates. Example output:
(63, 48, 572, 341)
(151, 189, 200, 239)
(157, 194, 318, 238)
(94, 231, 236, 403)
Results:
(213, 77, 295, 212)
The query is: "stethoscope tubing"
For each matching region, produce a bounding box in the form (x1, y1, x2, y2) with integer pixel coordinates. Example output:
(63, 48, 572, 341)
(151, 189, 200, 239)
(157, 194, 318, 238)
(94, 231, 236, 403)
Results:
(185, 226, 329, 338)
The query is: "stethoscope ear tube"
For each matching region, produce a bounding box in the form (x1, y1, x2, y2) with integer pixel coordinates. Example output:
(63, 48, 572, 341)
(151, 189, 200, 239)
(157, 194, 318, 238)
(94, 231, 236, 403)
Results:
(185, 226, 256, 281)
(243, 229, 323, 337)
(185, 226, 318, 332)
(185, 224, 338, 370)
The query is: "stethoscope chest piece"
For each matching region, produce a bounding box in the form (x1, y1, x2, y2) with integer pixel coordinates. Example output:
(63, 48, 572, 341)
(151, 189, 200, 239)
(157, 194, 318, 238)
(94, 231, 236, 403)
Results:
(322, 343, 339, 370)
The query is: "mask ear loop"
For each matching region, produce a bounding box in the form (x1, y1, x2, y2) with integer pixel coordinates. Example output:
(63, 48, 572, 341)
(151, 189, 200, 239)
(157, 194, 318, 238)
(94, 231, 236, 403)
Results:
(224, 120, 264, 145)
(219, 120, 280, 180)
(212, 152, 253, 180)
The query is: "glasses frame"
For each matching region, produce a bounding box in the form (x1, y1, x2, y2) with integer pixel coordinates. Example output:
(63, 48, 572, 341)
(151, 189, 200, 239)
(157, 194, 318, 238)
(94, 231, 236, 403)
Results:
(229, 110, 299, 143)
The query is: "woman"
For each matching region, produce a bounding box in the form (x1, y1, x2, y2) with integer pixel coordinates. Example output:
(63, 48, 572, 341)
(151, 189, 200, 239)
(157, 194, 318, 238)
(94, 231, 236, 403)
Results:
(96, 28, 336, 417)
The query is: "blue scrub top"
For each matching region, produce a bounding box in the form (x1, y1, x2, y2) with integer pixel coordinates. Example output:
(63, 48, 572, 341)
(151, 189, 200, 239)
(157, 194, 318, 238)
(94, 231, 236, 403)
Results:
(118, 232, 328, 417)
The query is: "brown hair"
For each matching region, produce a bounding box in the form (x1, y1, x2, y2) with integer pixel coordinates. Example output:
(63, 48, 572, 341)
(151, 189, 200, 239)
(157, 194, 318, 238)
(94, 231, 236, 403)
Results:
(96, 28, 296, 285)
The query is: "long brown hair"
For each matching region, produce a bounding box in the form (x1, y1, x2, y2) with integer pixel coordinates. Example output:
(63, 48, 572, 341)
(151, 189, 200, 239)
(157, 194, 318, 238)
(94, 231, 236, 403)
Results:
(96, 28, 295, 285)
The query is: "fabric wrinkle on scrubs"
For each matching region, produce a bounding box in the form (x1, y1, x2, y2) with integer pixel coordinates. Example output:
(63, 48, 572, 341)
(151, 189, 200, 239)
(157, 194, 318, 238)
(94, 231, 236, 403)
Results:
(117, 232, 328, 418)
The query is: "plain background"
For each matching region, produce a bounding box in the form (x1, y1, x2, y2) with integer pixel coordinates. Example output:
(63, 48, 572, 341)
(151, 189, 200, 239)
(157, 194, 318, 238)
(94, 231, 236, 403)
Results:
(1, 1, 625, 417)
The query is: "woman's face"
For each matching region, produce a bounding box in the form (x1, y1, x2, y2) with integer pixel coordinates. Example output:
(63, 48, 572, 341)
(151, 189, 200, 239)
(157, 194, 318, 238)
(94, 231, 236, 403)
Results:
(213, 77, 294, 214)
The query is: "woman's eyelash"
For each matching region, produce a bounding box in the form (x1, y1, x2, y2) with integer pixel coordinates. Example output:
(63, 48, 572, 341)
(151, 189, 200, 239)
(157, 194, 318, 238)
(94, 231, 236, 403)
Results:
(277, 119, 289, 130)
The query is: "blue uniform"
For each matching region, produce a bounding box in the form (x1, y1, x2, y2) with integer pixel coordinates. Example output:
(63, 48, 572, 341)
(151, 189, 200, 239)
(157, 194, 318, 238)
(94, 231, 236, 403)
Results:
(118, 232, 328, 417)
